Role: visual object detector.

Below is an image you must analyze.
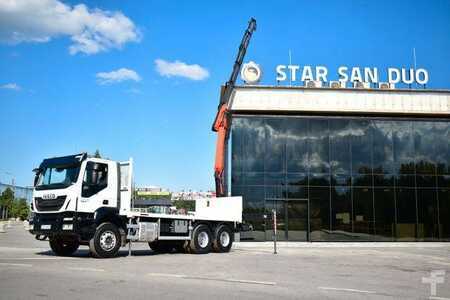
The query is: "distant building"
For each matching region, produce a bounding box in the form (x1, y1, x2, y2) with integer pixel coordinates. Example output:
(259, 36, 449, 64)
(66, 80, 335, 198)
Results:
(135, 186, 171, 199)
(134, 186, 172, 213)
(171, 190, 216, 201)
(0, 182, 33, 203)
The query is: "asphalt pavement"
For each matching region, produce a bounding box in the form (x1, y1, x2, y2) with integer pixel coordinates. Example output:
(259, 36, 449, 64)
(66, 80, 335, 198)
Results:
(0, 221, 449, 299)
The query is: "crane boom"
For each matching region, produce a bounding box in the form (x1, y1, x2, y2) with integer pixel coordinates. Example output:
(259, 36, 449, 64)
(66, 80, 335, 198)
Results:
(213, 18, 257, 197)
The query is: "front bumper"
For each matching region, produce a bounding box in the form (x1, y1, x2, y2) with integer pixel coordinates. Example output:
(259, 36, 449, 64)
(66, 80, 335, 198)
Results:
(30, 212, 96, 241)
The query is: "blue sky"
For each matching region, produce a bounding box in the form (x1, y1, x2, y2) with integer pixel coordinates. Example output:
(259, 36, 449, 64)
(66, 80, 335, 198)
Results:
(1, 0, 449, 190)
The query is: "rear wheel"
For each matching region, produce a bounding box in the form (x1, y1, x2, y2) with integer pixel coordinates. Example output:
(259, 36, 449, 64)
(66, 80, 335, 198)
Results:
(212, 224, 233, 253)
(49, 236, 79, 256)
(89, 222, 121, 258)
(189, 224, 212, 254)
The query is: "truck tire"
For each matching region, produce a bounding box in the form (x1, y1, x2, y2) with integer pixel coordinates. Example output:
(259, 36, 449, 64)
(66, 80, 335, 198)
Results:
(89, 222, 121, 258)
(212, 224, 233, 253)
(49, 236, 79, 256)
(148, 241, 174, 253)
(189, 224, 212, 254)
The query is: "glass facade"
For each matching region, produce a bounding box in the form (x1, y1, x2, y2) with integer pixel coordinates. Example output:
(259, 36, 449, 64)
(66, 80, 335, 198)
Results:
(231, 115, 450, 241)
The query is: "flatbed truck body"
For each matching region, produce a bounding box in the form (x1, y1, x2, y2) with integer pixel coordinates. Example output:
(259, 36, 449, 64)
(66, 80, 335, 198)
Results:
(29, 153, 242, 258)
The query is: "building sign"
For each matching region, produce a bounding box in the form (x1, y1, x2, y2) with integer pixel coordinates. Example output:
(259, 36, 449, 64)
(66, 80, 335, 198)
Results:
(241, 61, 262, 84)
(275, 65, 429, 85)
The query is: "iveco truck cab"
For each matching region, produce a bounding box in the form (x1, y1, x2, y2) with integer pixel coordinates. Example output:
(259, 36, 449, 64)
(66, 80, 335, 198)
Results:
(29, 153, 242, 258)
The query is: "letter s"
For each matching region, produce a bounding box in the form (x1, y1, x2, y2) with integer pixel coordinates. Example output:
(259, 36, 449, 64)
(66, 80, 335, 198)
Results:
(276, 65, 287, 81)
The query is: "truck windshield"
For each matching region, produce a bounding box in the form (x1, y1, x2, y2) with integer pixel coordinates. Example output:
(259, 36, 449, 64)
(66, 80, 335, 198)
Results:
(35, 165, 80, 190)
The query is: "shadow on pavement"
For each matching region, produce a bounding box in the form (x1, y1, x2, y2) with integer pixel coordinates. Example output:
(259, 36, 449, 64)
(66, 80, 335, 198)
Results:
(34, 249, 185, 258)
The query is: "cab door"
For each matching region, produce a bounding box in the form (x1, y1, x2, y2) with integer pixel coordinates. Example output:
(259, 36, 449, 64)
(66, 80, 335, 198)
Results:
(78, 160, 118, 213)
(118, 158, 133, 214)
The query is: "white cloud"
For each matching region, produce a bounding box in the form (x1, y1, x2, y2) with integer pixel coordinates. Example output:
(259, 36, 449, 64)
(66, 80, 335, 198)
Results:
(155, 59, 209, 81)
(1, 83, 21, 90)
(96, 68, 141, 85)
(0, 0, 140, 55)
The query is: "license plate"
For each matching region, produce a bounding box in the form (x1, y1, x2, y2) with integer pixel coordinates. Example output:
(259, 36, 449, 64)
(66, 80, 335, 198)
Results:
(41, 224, 51, 230)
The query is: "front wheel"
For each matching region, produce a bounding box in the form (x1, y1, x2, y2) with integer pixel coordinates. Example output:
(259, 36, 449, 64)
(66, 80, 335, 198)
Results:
(49, 236, 79, 256)
(89, 222, 121, 258)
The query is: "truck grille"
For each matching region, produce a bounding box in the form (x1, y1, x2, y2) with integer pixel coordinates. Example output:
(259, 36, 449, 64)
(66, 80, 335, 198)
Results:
(35, 196, 67, 211)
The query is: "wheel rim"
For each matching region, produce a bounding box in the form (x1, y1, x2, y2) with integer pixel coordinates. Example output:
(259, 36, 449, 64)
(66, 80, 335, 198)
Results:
(99, 231, 116, 251)
(198, 231, 209, 248)
(220, 231, 230, 247)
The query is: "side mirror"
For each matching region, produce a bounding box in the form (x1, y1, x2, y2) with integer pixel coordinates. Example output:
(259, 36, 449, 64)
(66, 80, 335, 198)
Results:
(32, 167, 41, 187)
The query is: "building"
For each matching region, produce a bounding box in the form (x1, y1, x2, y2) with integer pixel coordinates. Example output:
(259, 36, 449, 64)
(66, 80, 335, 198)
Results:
(134, 186, 172, 213)
(0, 182, 33, 203)
(225, 85, 450, 242)
(171, 190, 216, 201)
(136, 186, 170, 196)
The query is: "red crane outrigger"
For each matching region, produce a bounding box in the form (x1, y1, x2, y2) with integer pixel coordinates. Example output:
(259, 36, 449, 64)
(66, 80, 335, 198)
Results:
(213, 18, 256, 197)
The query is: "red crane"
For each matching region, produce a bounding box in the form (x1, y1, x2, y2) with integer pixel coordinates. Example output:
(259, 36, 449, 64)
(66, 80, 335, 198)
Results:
(212, 18, 256, 197)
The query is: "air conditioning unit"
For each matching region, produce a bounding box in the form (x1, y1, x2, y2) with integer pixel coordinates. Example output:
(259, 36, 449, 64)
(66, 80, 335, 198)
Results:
(329, 81, 346, 88)
(378, 82, 395, 89)
(304, 80, 322, 88)
(353, 81, 370, 89)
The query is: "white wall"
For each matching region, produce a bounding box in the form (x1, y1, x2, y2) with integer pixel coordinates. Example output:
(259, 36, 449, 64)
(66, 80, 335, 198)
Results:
(229, 86, 450, 116)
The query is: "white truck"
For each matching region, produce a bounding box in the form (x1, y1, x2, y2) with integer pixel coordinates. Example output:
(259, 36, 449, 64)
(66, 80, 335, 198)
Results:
(29, 153, 242, 258)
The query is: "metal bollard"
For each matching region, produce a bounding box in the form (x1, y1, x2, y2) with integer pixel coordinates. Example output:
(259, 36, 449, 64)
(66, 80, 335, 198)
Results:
(272, 209, 277, 254)
(0, 222, 5, 233)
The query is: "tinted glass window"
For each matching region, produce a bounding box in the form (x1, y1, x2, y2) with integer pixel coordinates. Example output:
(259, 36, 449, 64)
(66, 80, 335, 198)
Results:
(287, 173, 308, 186)
(393, 122, 415, 174)
(330, 186, 352, 240)
(414, 122, 437, 175)
(438, 188, 450, 240)
(374, 188, 395, 240)
(241, 118, 265, 173)
(372, 121, 394, 174)
(417, 189, 439, 241)
(286, 185, 308, 200)
(309, 119, 329, 174)
(351, 120, 373, 175)
(241, 186, 265, 241)
(432, 122, 450, 175)
(353, 187, 374, 237)
(286, 118, 308, 173)
(329, 119, 351, 175)
(231, 116, 450, 242)
(82, 162, 108, 198)
(265, 119, 285, 173)
(396, 188, 417, 241)
(309, 187, 330, 241)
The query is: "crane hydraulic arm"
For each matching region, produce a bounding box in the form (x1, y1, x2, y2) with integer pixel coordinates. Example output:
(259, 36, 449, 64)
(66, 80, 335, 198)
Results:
(213, 18, 256, 197)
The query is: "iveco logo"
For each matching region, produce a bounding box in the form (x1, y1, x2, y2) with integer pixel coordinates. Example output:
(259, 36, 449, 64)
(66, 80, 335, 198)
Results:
(42, 194, 56, 200)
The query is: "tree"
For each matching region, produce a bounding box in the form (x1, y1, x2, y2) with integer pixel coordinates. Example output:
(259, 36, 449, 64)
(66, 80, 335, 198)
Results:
(173, 200, 195, 211)
(11, 198, 30, 220)
(94, 149, 101, 158)
(0, 187, 14, 219)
